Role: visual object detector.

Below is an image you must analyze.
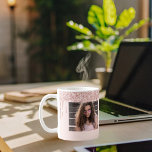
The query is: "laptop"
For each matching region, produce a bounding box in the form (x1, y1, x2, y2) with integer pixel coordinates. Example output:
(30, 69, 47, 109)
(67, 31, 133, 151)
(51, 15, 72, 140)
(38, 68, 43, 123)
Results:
(74, 138, 152, 152)
(48, 41, 152, 124)
(99, 41, 152, 124)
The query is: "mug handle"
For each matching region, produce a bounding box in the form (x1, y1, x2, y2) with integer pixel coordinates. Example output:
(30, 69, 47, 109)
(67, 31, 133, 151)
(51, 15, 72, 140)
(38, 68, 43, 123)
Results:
(39, 94, 58, 133)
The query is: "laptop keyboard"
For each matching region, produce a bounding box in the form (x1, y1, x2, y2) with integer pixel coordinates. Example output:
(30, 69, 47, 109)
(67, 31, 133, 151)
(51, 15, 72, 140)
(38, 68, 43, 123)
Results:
(99, 99, 146, 117)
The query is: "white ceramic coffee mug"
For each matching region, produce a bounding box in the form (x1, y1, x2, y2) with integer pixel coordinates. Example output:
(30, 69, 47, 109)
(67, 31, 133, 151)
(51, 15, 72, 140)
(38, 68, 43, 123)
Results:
(39, 87, 99, 141)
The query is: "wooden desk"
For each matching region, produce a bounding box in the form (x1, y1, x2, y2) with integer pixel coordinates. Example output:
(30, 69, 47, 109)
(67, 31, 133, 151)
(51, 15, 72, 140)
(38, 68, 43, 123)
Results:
(0, 81, 152, 152)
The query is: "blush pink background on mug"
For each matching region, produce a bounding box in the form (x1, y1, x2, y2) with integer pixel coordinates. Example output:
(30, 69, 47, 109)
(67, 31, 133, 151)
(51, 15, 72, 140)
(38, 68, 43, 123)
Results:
(57, 88, 99, 141)
(59, 90, 99, 102)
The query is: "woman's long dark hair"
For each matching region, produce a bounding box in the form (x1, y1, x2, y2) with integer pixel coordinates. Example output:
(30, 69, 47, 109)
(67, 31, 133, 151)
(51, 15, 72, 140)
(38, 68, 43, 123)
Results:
(75, 102, 95, 131)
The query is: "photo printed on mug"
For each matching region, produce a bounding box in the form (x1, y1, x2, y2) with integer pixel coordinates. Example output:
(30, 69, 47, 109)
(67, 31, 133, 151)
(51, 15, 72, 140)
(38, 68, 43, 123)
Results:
(69, 101, 98, 131)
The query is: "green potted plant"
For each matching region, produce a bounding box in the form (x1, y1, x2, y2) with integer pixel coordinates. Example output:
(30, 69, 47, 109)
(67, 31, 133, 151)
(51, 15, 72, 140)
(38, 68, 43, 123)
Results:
(66, 0, 149, 89)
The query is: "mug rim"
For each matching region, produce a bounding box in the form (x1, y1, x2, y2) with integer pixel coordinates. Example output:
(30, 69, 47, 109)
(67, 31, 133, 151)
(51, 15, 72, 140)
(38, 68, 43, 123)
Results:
(57, 87, 99, 92)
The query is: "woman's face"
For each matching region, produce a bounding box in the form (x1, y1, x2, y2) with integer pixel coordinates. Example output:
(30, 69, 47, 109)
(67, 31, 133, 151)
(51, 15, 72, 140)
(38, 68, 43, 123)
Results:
(84, 105, 91, 118)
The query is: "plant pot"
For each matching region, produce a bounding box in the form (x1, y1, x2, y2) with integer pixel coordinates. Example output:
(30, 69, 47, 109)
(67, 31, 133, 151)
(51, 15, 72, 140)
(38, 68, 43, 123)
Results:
(95, 67, 112, 90)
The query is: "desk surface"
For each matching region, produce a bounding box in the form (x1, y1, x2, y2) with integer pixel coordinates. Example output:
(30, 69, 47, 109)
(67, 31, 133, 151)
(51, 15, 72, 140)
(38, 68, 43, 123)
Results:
(0, 81, 152, 152)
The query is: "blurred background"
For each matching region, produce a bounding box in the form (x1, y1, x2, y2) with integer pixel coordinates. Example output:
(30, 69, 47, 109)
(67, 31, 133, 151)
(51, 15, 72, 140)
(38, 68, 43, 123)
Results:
(0, 0, 149, 84)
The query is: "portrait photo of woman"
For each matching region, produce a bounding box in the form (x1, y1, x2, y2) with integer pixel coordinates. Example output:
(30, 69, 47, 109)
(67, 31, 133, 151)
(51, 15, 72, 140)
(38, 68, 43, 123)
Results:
(75, 102, 98, 131)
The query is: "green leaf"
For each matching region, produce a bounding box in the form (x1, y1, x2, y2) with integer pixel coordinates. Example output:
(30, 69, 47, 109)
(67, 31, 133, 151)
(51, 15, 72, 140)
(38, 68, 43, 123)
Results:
(75, 35, 92, 40)
(124, 38, 150, 42)
(87, 5, 105, 29)
(103, 0, 117, 26)
(75, 34, 103, 44)
(66, 20, 92, 35)
(96, 26, 119, 39)
(124, 19, 149, 36)
(115, 7, 136, 29)
(67, 41, 96, 51)
(97, 41, 119, 52)
(99, 27, 118, 36)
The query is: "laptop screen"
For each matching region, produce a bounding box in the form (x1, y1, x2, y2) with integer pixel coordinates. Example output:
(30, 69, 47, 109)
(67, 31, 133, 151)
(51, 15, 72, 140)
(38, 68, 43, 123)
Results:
(85, 140, 152, 152)
(107, 41, 152, 111)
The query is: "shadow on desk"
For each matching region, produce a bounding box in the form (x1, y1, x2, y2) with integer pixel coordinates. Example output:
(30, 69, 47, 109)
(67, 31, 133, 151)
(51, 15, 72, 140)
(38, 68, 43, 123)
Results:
(10, 116, 90, 152)
(12, 137, 82, 152)
(0, 100, 39, 119)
